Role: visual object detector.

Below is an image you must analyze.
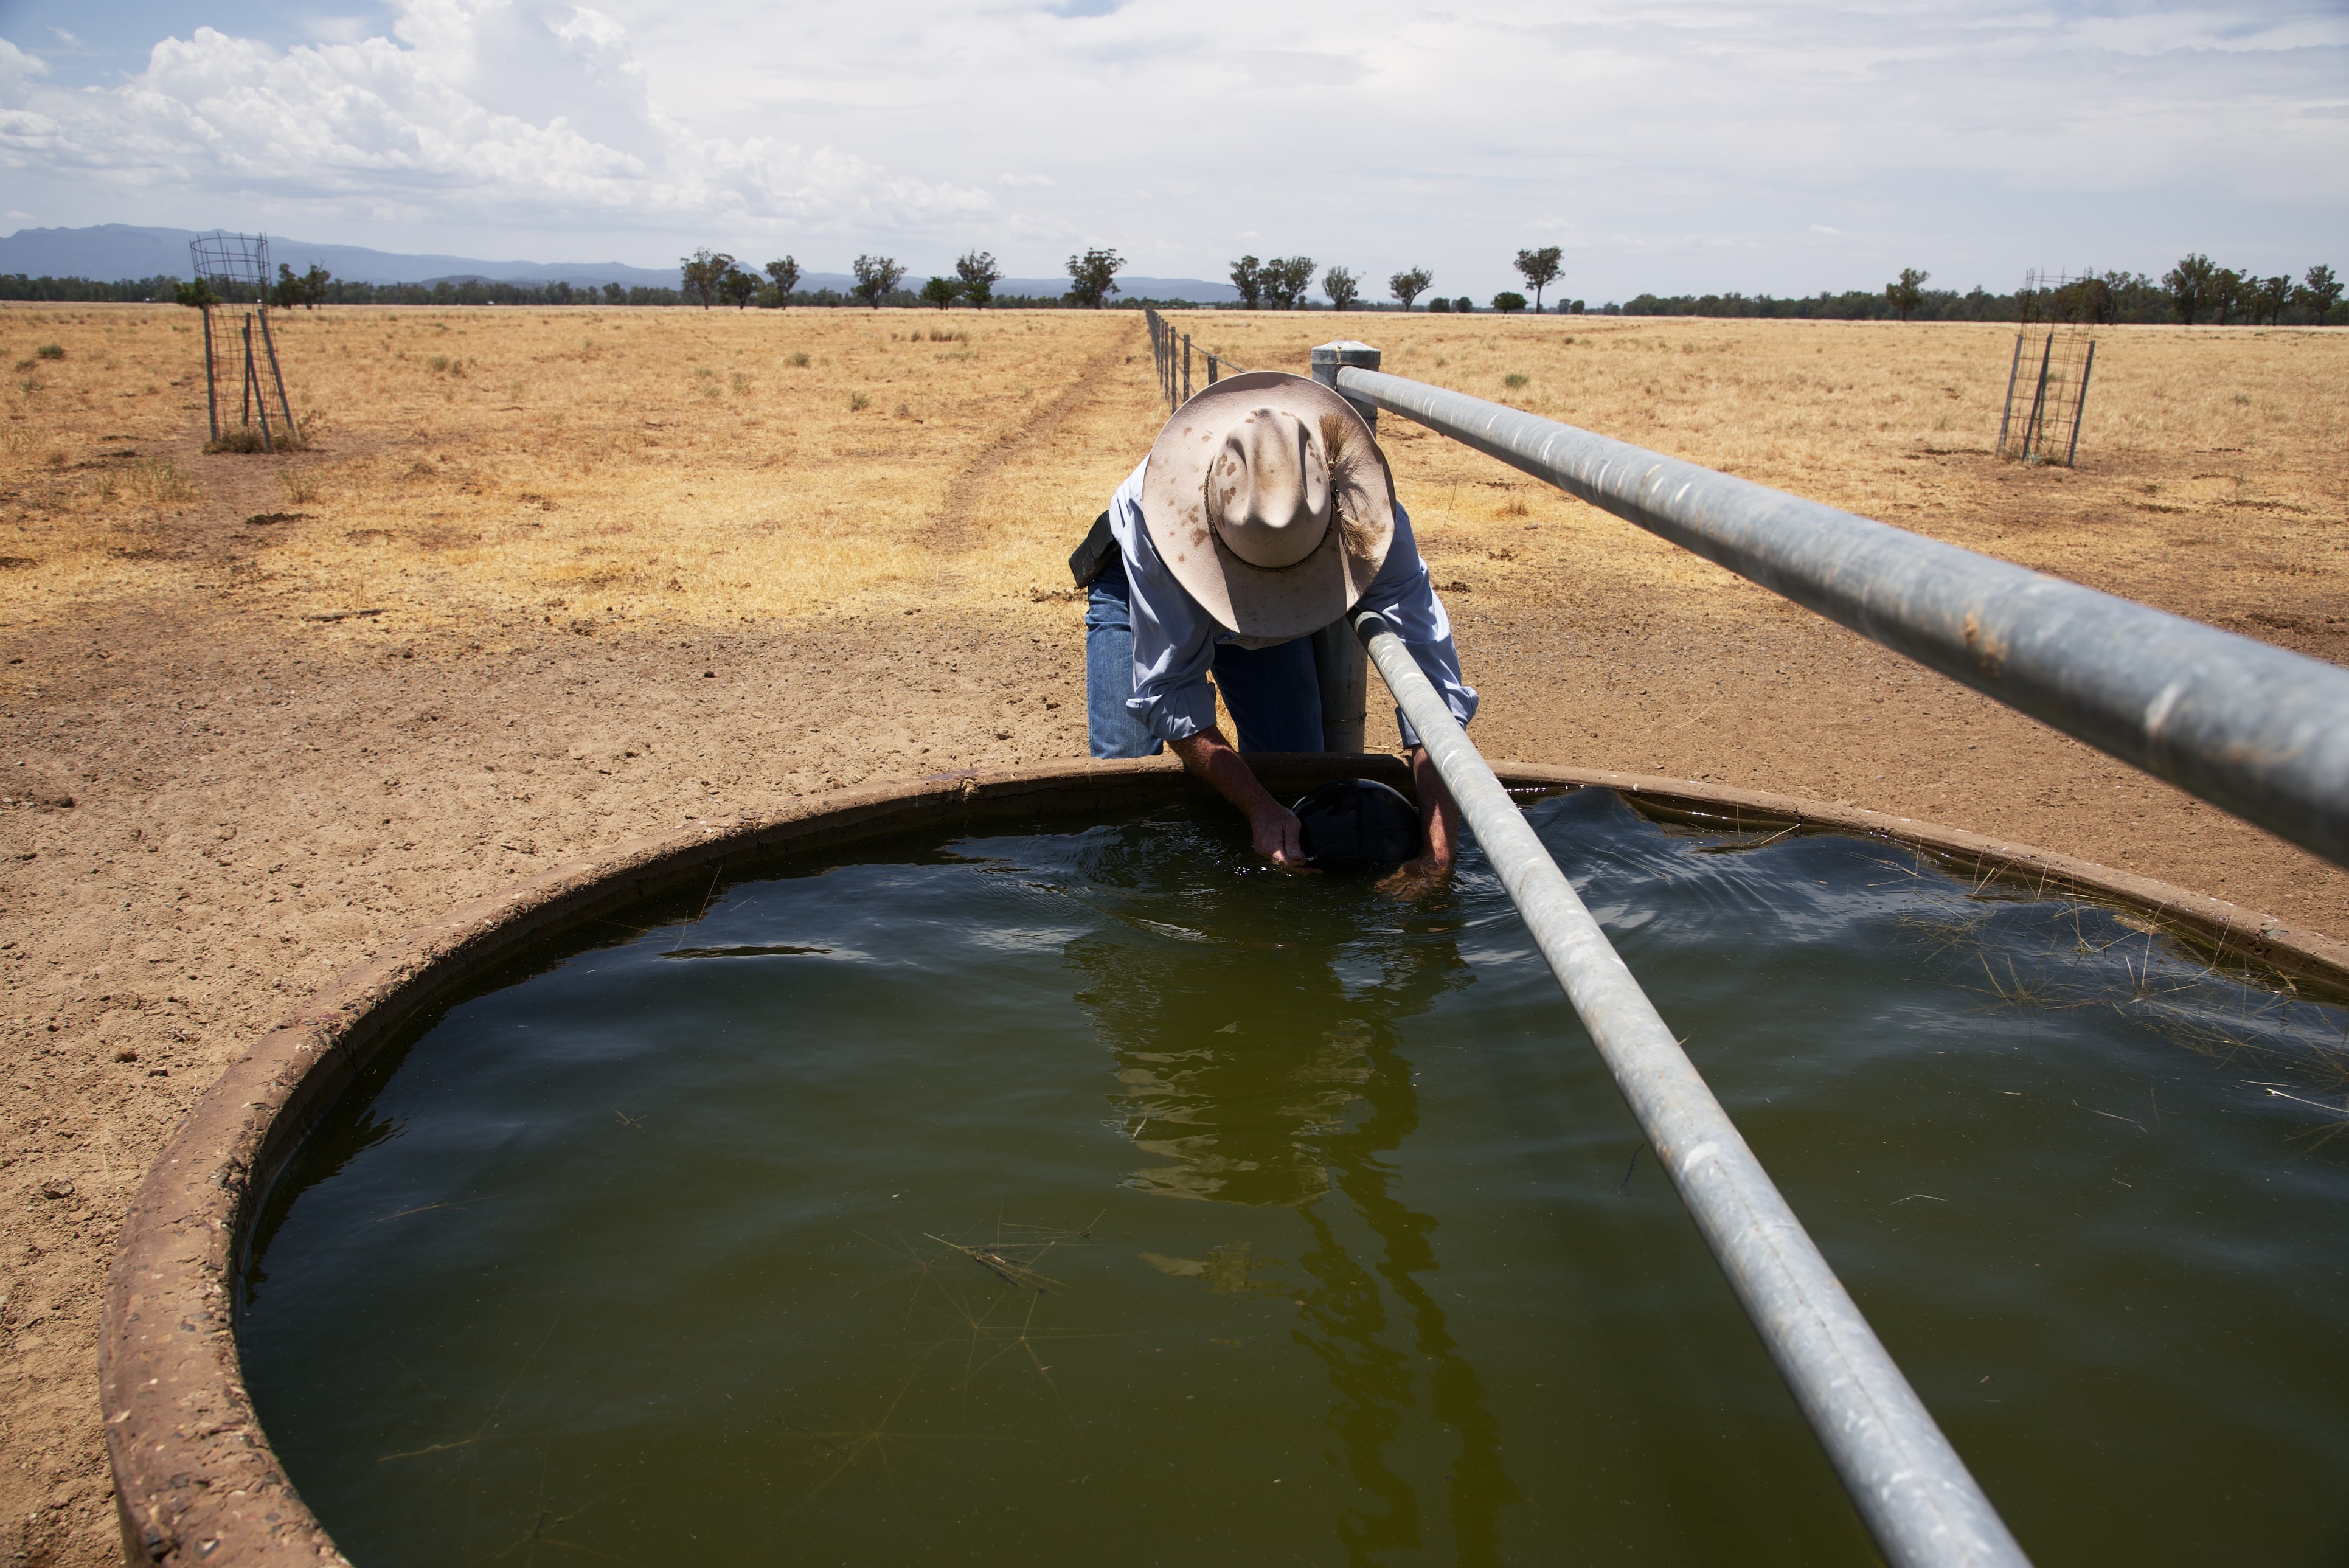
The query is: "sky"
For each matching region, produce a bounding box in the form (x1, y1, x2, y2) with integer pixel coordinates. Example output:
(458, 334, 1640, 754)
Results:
(0, 0, 2342, 302)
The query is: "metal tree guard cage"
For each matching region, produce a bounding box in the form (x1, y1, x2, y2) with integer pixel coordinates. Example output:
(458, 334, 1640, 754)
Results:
(190, 232, 300, 449)
(1996, 270, 2098, 468)
(190, 231, 272, 293)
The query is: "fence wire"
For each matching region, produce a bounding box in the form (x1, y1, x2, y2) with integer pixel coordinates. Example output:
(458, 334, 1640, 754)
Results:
(1143, 308, 1243, 412)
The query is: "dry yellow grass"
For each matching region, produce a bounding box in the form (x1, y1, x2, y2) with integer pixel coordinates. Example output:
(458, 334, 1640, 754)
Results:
(4, 305, 2338, 653)
(0, 305, 1158, 636)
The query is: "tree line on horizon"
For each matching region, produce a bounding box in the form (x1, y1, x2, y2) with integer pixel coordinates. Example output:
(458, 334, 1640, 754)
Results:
(2, 248, 2338, 326)
(669, 246, 1133, 310)
(1825, 259, 2341, 327)
(1218, 248, 1575, 314)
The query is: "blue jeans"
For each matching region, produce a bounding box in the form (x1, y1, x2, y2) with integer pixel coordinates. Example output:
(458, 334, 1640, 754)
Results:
(1086, 553, 1324, 758)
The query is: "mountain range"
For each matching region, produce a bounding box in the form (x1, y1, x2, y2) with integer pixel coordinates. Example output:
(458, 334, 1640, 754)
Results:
(0, 224, 1243, 303)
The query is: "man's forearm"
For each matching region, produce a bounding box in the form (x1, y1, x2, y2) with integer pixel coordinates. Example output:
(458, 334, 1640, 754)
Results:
(1408, 745, 1460, 869)
(1170, 728, 1306, 866)
(1169, 727, 1272, 817)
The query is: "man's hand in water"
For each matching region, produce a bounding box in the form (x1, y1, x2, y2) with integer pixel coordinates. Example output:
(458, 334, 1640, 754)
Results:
(1378, 744, 1462, 897)
(1170, 727, 1314, 871)
(1376, 855, 1448, 897)
(1247, 799, 1309, 868)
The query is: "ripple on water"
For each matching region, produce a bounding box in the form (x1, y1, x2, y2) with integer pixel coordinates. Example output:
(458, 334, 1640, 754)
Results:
(241, 790, 2349, 1567)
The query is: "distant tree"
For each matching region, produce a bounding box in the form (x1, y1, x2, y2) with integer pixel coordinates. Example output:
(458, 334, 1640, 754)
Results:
(720, 266, 757, 309)
(1066, 247, 1125, 308)
(2055, 275, 2116, 325)
(955, 250, 1002, 308)
(1885, 267, 1928, 322)
(1263, 256, 1316, 310)
(851, 254, 906, 308)
(764, 257, 800, 305)
(1567, 299, 1586, 314)
(681, 248, 738, 308)
(1389, 266, 1433, 311)
(2211, 266, 2250, 325)
(1322, 265, 1360, 311)
(1453, 296, 1473, 313)
(1229, 255, 1264, 310)
(602, 282, 626, 305)
(921, 276, 962, 308)
(1426, 295, 1452, 314)
(173, 278, 220, 310)
(2161, 254, 2215, 324)
(1513, 246, 1563, 311)
(2252, 274, 2291, 325)
(1492, 290, 1528, 314)
(269, 262, 332, 309)
(2295, 263, 2343, 323)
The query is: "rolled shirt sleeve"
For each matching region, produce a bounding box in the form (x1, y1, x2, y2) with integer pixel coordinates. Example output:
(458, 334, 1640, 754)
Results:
(1106, 460, 1477, 749)
(1106, 461, 1221, 744)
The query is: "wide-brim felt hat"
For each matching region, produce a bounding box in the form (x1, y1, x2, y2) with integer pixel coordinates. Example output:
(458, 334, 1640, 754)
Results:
(1139, 371, 1397, 642)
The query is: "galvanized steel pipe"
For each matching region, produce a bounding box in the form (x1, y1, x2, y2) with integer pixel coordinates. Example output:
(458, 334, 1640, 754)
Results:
(1355, 607, 2031, 1568)
(1338, 366, 2349, 871)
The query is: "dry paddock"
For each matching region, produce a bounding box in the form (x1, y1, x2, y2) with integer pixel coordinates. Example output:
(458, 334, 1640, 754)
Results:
(1, 302, 2344, 1564)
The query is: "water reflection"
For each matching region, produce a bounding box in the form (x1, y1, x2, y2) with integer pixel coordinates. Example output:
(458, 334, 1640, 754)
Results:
(1066, 821, 1524, 1564)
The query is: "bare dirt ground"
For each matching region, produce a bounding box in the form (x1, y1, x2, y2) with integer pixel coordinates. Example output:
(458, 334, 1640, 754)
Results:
(1, 304, 2342, 1564)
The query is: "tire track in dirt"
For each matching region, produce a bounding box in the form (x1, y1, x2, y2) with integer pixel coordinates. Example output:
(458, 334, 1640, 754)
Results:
(929, 320, 1142, 553)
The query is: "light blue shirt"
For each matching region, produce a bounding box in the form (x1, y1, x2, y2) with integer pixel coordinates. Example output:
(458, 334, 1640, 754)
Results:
(1105, 458, 1479, 748)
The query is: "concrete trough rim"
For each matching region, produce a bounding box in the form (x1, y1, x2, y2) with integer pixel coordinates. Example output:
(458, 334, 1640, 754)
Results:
(97, 755, 2349, 1566)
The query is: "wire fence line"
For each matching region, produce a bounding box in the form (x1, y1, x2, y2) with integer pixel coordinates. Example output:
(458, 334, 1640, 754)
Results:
(1144, 308, 1244, 411)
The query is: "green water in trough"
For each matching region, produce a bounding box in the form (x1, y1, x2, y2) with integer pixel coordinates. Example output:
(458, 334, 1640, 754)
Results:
(240, 789, 2349, 1565)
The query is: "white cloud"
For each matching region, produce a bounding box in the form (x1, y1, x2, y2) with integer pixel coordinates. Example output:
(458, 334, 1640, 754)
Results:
(1005, 212, 1078, 241)
(0, 36, 50, 89)
(0, 1, 993, 241)
(0, 0, 2341, 295)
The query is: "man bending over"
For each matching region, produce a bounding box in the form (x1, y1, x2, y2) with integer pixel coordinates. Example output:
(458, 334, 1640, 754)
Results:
(1072, 371, 1476, 886)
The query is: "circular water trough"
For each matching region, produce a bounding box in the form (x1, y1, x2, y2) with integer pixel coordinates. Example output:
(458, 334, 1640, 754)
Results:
(98, 754, 2349, 1566)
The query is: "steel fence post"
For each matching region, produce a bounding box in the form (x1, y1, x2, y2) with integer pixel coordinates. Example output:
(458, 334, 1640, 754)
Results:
(2067, 339, 2096, 469)
(2022, 331, 2053, 460)
(256, 306, 297, 439)
(1310, 339, 1380, 432)
(1995, 329, 2022, 458)
(199, 307, 218, 443)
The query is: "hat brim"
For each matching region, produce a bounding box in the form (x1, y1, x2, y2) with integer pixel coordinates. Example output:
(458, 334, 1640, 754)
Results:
(1139, 372, 1396, 642)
